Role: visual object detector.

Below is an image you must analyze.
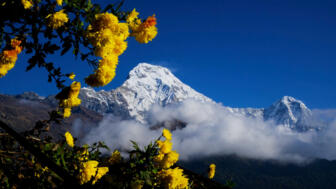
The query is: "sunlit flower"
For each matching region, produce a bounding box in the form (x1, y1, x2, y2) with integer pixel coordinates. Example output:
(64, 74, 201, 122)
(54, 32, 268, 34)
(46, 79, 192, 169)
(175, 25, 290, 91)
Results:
(57, 81, 81, 118)
(92, 167, 109, 184)
(47, 9, 69, 29)
(159, 167, 189, 189)
(64, 131, 74, 148)
(79, 160, 109, 185)
(162, 128, 172, 140)
(130, 15, 158, 44)
(0, 38, 22, 77)
(161, 151, 179, 169)
(208, 164, 216, 179)
(157, 140, 173, 154)
(21, 0, 33, 9)
(85, 56, 118, 87)
(126, 9, 141, 32)
(68, 72, 75, 80)
(56, 0, 62, 6)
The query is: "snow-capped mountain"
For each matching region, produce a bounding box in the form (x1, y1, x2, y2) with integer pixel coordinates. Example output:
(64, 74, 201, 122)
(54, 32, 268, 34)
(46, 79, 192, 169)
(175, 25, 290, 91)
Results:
(77, 63, 316, 131)
(263, 96, 319, 131)
(11, 63, 317, 131)
(79, 63, 212, 123)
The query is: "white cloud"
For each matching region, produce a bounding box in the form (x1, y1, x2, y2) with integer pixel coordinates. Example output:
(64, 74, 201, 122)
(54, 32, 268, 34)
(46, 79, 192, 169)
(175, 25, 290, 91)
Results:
(75, 100, 336, 164)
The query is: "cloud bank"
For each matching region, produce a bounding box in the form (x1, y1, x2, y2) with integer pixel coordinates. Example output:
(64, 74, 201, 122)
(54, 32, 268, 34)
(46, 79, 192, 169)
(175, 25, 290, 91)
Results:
(75, 100, 336, 164)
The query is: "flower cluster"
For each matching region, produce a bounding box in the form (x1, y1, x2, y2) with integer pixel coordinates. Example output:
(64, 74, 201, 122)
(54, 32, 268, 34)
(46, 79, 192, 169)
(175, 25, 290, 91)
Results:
(78, 160, 109, 185)
(155, 129, 179, 169)
(57, 81, 81, 118)
(64, 131, 74, 148)
(208, 163, 216, 179)
(158, 167, 189, 189)
(0, 38, 22, 77)
(21, 0, 33, 9)
(85, 12, 129, 87)
(56, 0, 63, 6)
(127, 9, 158, 44)
(155, 129, 189, 189)
(46, 9, 69, 29)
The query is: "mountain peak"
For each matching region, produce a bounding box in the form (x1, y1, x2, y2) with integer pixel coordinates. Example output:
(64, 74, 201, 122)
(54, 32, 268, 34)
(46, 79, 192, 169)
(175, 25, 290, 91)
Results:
(78, 63, 212, 123)
(126, 63, 176, 84)
(280, 96, 302, 104)
(15, 91, 45, 101)
(264, 96, 313, 130)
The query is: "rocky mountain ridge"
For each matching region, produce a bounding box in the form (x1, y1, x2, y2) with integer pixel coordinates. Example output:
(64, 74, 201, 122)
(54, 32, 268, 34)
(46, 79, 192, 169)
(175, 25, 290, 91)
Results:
(8, 63, 319, 131)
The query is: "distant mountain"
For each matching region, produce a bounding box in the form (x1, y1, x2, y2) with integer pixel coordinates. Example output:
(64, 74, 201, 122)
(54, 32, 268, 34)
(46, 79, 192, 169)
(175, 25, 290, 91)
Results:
(0, 93, 102, 136)
(2, 63, 320, 132)
(78, 63, 212, 123)
(263, 96, 317, 131)
(76, 63, 318, 131)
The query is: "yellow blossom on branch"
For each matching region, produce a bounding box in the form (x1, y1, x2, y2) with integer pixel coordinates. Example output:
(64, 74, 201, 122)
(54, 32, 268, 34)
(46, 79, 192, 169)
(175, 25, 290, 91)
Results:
(208, 163, 216, 179)
(21, 0, 33, 9)
(56, 0, 62, 6)
(46, 9, 69, 29)
(85, 56, 118, 87)
(56, 81, 81, 118)
(162, 128, 172, 140)
(68, 72, 75, 80)
(64, 131, 74, 148)
(128, 12, 158, 44)
(0, 38, 22, 77)
(157, 140, 173, 154)
(158, 167, 189, 189)
(78, 160, 109, 185)
(126, 9, 141, 32)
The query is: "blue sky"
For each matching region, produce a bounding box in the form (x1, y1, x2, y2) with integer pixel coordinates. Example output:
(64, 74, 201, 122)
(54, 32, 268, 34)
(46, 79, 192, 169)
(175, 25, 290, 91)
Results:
(1, 0, 336, 109)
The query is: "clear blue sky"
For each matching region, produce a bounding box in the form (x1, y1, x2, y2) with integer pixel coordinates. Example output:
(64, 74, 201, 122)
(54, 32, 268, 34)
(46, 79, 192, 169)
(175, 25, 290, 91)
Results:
(1, 0, 336, 109)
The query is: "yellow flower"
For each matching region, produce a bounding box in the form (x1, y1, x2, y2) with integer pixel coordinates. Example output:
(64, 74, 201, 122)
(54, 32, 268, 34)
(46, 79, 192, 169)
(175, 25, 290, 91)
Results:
(92, 167, 109, 184)
(162, 151, 179, 169)
(85, 56, 118, 87)
(154, 153, 165, 162)
(21, 0, 33, 9)
(57, 81, 81, 118)
(93, 12, 119, 31)
(68, 72, 75, 80)
(126, 9, 141, 32)
(159, 167, 189, 189)
(108, 150, 121, 164)
(162, 128, 172, 140)
(208, 164, 216, 179)
(85, 12, 130, 87)
(131, 15, 158, 44)
(79, 160, 109, 185)
(0, 38, 22, 77)
(79, 160, 99, 185)
(64, 131, 74, 148)
(56, 0, 62, 6)
(157, 140, 173, 154)
(133, 26, 158, 44)
(63, 107, 71, 118)
(47, 9, 69, 29)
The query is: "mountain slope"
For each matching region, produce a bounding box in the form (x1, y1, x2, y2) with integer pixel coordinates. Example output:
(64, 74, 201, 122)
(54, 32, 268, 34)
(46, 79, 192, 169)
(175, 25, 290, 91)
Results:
(79, 63, 213, 123)
(2, 63, 318, 131)
(77, 63, 316, 131)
